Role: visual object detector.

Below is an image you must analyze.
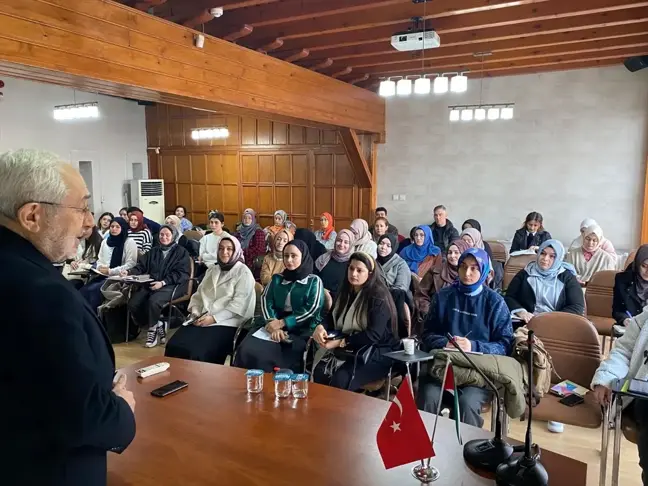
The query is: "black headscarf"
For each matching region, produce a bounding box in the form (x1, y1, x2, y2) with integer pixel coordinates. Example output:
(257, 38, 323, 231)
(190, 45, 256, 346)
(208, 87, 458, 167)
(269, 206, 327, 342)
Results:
(106, 217, 129, 269)
(294, 228, 327, 261)
(462, 219, 482, 232)
(634, 244, 648, 304)
(282, 240, 313, 282)
(376, 233, 398, 265)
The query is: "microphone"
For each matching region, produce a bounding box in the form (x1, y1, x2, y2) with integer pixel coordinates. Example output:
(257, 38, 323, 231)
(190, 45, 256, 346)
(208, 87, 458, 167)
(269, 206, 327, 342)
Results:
(495, 330, 548, 486)
(445, 333, 513, 472)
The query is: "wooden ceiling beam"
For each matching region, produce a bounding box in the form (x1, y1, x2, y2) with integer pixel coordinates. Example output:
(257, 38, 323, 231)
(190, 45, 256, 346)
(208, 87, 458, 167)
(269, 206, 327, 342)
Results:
(280, 49, 310, 63)
(151, 0, 280, 22)
(223, 25, 254, 42)
(257, 38, 283, 53)
(0, 0, 385, 133)
(182, 9, 214, 29)
(339, 128, 372, 188)
(349, 74, 370, 85)
(331, 67, 353, 79)
(133, 0, 167, 12)
(270, 2, 648, 53)
(239, 0, 547, 45)
(309, 58, 334, 71)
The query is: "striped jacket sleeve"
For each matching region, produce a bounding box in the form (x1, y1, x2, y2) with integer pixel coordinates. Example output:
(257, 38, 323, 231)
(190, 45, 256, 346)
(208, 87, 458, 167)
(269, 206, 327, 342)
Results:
(284, 275, 324, 332)
(261, 275, 279, 323)
(141, 229, 153, 254)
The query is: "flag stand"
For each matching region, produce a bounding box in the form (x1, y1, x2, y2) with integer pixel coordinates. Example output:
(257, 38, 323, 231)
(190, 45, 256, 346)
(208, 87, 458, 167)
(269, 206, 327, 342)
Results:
(405, 362, 440, 483)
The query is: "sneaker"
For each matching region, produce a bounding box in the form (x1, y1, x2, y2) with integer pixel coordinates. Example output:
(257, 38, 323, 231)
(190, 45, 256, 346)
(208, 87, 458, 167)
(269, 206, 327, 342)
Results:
(158, 321, 167, 345)
(144, 328, 158, 348)
(547, 421, 564, 433)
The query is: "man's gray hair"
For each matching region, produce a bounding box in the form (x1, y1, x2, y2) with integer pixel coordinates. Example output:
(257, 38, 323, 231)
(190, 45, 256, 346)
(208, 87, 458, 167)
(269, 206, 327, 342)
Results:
(0, 149, 68, 219)
(434, 205, 447, 212)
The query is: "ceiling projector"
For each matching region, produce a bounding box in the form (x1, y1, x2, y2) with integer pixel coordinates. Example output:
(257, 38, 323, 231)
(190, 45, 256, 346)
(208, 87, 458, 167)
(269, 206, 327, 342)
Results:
(390, 30, 440, 51)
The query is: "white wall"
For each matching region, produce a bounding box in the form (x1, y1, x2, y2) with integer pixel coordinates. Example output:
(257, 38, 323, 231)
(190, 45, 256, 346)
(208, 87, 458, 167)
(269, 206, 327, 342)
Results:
(377, 66, 648, 251)
(0, 76, 148, 214)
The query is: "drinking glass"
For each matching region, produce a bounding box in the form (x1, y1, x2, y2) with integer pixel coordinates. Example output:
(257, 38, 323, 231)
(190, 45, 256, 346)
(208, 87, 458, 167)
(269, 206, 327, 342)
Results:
(246, 369, 264, 394)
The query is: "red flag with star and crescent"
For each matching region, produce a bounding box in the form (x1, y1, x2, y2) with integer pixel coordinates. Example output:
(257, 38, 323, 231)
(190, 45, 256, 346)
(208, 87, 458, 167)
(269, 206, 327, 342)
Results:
(376, 378, 435, 469)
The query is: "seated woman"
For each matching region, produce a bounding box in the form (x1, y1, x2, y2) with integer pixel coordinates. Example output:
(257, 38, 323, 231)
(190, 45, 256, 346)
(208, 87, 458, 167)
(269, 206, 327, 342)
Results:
(315, 229, 355, 303)
(295, 228, 327, 262)
(416, 248, 513, 426)
(569, 218, 616, 256)
(234, 208, 266, 278)
(314, 212, 337, 251)
(79, 218, 138, 310)
(119, 207, 128, 220)
(196, 210, 230, 266)
(312, 252, 400, 391)
(124, 225, 191, 348)
(510, 212, 552, 252)
(97, 212, 113, 239)
(350, 218, 377, 258)
(372, 217, 390, 243)
(400, 225, 441, 280)
(566, 224, 618, 284)
(592, 307, 648, 485)
(64, 226, 104, 289)
(165, 236, 256, 364)
(505, 240, 584, 328)
(415, 239, 471, 318)
(613, 244, 648, 326)
(174, 205, 193, 232)
(460, 226, 503, 289)
(284, 220, 297, 237)
(460, 222, 494, 260)
(127, 209, 153, 255)
(377, 233, 413, 337)
(233, 240, 324, 372)
(264, 210, 288, 241)
(260, 228, 292, 286)
(397, 226, 417, 254)
(164, 215, 199, 259)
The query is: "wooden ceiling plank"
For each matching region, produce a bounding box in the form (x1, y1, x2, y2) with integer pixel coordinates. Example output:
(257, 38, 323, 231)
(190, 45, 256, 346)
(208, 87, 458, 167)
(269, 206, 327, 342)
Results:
(331, 67, 353, 79)
(257, 38, 283, 53)
(281, 49, 310, 63)
(223, 25, 254, 41)
(309, 58, 334, 71)
(152, 0, 280, 22)
(349, 74, 370, 85)
(0, 0, 384, 132)
(272, 3, 648, 53)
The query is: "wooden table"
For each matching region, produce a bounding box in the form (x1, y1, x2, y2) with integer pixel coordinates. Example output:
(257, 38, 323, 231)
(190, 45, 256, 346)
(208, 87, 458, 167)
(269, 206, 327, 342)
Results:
(108, 357, 587, 486)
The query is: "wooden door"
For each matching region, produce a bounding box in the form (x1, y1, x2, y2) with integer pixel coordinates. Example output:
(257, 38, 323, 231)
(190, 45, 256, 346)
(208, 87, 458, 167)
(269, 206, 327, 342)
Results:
(312, 149, 358, 232)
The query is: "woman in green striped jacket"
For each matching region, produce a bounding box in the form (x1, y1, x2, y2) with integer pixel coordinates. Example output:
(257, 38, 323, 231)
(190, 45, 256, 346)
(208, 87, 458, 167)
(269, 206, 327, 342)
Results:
(233, 239, 325, 372)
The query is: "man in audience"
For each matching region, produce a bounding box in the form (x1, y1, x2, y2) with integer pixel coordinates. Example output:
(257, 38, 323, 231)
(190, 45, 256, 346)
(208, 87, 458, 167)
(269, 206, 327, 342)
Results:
(371, 206, 398, 236)
(429, 204, 459, 253)
(0, 150, 136, 486)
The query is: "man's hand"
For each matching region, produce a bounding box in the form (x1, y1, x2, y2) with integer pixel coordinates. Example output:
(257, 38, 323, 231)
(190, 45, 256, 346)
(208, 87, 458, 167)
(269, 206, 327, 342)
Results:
(150, 281, 164, 291)
(593, 385, 612, 406)
(266, 319, 284, 332)
(113, 374, 136, 413)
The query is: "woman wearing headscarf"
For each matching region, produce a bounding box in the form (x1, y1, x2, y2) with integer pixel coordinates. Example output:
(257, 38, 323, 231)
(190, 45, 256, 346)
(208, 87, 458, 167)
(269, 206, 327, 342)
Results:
(266, 210, 288, 235)
(569, 218, 616, 256)
(165, 215, 199, 259)
(415, 239, 471, 318)
(197, 210, 231, 267)
(399, 225, 441, 279)
(461, 225, 503, 289)
(165, 236, 256, 364)
(510, 212, 552, 252)
(233, 240, 325, 372)
(79, 218, 138, 310)
(397, 226, 417, 254)
(314, 212, 337, 250)
(566, 224, 618, 284)
(350, 218, 377, 258)
(294, 228, 327, 262)
(127, 209, 153, 255)
(377, 233, 413, 337)
(260, 228, 292, 286)
(613, 244, 648, 326)
(505, 240, 584, 329)
(123, 225, 191, 347)
(315, 229, 355, 302)
(284, 220, 297, 236)
(234, 208, 266, 278)
(417, 248, 513, 426)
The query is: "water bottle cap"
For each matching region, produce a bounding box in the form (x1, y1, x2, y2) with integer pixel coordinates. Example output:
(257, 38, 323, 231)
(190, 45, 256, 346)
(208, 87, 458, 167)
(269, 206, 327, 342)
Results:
(274, 373, 291, 382)
(290, 373, 308, 381)
(245, 369, 264, 377)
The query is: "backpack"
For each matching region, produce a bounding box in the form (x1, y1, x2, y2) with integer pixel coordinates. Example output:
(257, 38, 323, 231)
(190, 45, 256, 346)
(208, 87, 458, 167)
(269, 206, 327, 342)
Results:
(512, 326, 559, 399)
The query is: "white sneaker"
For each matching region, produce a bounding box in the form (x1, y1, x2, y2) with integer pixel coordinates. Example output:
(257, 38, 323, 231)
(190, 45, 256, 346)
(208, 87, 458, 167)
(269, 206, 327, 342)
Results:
(547, 421, 564, 433)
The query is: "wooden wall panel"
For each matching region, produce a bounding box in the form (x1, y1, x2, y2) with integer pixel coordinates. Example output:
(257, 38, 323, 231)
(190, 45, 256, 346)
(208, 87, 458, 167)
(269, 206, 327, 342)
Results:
(147, 104, 375, 231)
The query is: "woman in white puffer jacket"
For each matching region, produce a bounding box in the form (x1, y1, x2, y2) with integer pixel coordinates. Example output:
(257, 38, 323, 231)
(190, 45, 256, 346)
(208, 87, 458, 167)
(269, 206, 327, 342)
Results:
(592, 309, 648, 485)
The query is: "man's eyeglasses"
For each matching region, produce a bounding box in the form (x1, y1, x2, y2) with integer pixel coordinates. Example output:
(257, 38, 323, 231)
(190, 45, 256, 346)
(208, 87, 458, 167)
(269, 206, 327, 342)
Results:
(33, 201, 92, 215)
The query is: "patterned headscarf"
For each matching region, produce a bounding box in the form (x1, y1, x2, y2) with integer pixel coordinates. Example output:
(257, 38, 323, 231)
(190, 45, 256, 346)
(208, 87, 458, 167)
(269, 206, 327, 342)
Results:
(238, 208, 260, 250)
(315, 228, 356, 271)
(218, 236, 244, 271)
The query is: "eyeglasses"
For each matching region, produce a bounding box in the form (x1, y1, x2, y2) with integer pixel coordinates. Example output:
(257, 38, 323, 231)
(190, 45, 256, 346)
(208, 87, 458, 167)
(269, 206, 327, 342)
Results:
(33, 201, 92, 215)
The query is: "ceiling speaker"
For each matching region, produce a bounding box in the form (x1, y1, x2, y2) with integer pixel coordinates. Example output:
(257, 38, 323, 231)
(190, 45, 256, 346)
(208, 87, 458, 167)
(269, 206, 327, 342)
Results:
(624, 56, 648, 73)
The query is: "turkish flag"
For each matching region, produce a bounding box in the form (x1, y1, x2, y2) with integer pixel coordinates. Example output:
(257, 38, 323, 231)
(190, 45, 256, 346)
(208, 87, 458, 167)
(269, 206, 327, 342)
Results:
(376, 379, 435, 469)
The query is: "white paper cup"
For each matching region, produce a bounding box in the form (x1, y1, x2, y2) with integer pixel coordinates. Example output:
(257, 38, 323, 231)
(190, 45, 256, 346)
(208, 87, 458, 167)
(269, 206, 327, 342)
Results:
(403, 338, 415, 355)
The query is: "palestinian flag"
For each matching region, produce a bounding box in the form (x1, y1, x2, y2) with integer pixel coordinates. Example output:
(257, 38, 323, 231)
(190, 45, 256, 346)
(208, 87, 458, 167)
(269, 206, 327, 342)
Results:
(440, 361, 462, 445)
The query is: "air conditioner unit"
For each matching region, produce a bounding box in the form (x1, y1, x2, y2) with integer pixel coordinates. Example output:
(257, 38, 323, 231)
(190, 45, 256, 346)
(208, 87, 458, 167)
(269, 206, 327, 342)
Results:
(390, 30, 440, 51)
(129, 179, 165, 224)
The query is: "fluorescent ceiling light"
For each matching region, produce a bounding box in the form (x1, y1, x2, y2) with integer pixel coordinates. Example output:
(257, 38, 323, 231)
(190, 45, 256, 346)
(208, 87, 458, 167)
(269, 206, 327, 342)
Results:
(450, 74, 468, 93)
(191, 127, 230, 140)
(460, 108, 473, 121)
(474, 108, 486, 121)
(501, 106, 514, 120)
(53, 102, 100, 121)
(487, 107, 500, 120)
(414, 77, 431, 95)
(396, 78, 412, 96)
(379, 79, 396, 97)
(449, 109, 460, 122)
(433, 76, 448, 94)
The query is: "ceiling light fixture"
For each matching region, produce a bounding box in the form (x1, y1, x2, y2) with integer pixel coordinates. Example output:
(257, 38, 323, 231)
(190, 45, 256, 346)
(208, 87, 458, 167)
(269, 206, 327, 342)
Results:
(191, 127, 230, 140)
(414, 76, 431, 94)
(474, 107, 486, 121)
(500, 105, 514, 120)
(53, 102, 100, 121)
(396, 78, 412, 96)
(379, 79, 396, 97)
(449, 108, 460, 122)
(433, 75, 449, 94)
(450, 72, 468, 93)
(448, 103, 514, 122)
(487, 107, 500, 120)
(460, 108, 473, 121)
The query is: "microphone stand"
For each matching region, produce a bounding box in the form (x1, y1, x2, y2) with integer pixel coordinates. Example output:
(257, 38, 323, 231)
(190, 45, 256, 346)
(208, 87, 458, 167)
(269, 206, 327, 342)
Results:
(495, 330, 548, 485)
(445, 334, 513, 472)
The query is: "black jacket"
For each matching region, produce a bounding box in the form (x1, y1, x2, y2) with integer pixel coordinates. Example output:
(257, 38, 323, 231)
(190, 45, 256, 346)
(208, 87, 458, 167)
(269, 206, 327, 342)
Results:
(0, 226, 136, 486)
(505, 268, 585, 320)
(613, 268, 645, 325)
(179, 235, 199, 258)
(510, 228, 552, 252)
(130, 244, 191, 288)
(429, 220, 460, 254)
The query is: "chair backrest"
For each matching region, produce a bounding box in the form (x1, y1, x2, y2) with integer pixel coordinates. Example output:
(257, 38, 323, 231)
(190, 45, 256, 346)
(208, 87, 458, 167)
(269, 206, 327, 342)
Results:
(584, 270, 617, 319)
(184, 230, 203, 241)
(171, 257, 195, 305)
(503, 254, 535, 290)
(527, 312, 601, 386)
(486, 241, 508, 265)
(625, 249, 637, 270)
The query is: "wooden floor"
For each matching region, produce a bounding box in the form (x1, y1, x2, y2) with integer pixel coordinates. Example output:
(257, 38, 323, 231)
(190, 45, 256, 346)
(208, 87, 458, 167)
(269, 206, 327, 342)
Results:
(115, 335, 642, 486)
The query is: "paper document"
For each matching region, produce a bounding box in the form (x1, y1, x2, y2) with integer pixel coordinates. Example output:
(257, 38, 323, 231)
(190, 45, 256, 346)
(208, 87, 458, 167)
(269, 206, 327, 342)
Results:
(252, 328, 276, 342)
